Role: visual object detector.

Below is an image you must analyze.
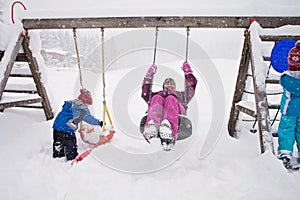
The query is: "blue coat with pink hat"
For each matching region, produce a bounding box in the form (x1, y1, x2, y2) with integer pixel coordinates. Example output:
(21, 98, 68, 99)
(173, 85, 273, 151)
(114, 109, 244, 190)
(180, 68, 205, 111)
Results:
(52, 88, 103, 161)
(52, 99, 102, 135)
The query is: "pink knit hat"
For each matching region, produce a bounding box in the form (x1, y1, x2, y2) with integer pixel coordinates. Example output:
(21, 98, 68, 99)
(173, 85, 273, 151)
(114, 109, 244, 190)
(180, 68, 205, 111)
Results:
(78, 88, 92, 105)
(288, 40, 300, 71)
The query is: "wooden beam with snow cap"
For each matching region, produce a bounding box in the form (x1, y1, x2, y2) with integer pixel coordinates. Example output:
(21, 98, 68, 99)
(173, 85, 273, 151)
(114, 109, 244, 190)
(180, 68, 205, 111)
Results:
(22, 16, 300, 30)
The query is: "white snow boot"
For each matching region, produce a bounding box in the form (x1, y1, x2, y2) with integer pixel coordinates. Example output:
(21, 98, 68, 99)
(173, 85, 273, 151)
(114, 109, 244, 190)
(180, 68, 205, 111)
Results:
(143, 120, 158, 141)
(278, 150, 292, 168)
(159, 119, 175, 151)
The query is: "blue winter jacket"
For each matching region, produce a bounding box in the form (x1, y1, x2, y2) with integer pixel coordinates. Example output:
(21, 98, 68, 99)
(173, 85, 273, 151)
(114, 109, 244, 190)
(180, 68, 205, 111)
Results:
(280, 74, 300, 116)
(52, 99, 102, 134)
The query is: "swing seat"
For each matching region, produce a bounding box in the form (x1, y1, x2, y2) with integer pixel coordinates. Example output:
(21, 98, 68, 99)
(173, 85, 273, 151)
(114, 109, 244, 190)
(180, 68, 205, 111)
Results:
(139, 114, 192, 140)
(79, 124, 114, 146)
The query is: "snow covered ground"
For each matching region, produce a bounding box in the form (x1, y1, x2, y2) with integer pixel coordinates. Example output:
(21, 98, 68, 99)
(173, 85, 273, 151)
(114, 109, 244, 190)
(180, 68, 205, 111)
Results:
(1, 0, 300, 199)
(1, 58, 300, 200)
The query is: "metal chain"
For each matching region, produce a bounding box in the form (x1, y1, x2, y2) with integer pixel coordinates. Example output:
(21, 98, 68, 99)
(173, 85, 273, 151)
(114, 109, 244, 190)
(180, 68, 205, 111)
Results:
(185, 27, 190, 62)
(152, 27, 159, 65)
(184, 27, 190, 108)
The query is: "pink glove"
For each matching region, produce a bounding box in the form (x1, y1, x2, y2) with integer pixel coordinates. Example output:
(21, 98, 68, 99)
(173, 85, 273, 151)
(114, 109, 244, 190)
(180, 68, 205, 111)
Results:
(145, 64, 157, 78)
(182, 62, 193, 74)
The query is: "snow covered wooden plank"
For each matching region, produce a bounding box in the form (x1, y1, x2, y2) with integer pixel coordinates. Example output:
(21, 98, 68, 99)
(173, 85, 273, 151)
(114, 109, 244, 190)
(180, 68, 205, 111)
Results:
(5, 77, 37, 93)
(249, 22, 274, 154)
(4, 89, 38, 94)
(260, 35, 300, 41)
(16, 104, 43, 109)
(1, 52, 28, 62)
(22, 16, 300, 30)
(0, 97, 43, 111)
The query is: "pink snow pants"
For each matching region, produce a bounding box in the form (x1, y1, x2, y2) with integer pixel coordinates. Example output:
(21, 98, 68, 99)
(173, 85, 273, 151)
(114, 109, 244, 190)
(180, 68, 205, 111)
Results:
(146, 94, 185, 139)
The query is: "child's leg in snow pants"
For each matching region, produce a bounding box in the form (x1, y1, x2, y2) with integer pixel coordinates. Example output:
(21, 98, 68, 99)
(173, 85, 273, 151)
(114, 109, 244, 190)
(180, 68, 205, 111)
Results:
(53, 129, 78, 160)
(146, 94, 184, 139)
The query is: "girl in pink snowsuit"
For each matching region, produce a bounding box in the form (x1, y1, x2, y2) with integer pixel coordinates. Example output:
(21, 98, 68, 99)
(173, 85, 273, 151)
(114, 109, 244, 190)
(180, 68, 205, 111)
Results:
(141, 62, 197, 151)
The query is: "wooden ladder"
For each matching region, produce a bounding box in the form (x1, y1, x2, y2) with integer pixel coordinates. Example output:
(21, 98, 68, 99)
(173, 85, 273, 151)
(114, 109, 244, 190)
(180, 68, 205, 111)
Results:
(228, 27, 300, 154)
(0, 33, 53, 120)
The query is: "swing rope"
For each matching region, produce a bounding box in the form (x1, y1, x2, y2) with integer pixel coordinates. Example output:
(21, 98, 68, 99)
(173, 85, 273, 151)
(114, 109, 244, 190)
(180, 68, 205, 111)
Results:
(73, 28, 84, 88)
(71, 28, 114, 166)
(100, 28, 114, 132)
(72, 28, 87, 144)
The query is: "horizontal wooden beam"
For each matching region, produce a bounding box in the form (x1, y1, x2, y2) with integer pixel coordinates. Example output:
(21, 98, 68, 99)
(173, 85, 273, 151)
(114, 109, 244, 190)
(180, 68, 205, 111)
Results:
(15, 105, 43, 109)
(0, 51, 28, 62)
(265, 78, 280, 84)
(260, 35, 300, 41)
(268, 104, 280, 110)
(0, 98, 43, 110)
(22, 16, 300, 30)
(4, 89, 38, 94)
(263, 56, 270, 61)
(236, 105, 256, 118)
(9, 74, 33, 78)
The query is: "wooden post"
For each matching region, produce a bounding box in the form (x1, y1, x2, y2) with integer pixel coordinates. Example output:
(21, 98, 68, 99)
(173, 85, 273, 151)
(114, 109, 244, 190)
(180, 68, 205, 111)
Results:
(22, 34, 54, 120)
(248, 34, 274, 154)
(0, 35, 23, 100)
(228, 30, 251, 137)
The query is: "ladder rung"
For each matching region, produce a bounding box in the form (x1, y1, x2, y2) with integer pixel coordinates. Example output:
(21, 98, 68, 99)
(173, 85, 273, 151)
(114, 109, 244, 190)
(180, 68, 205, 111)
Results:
(263, 56, 270, 61)
(266, 79, 280, 84)
(268, 104, 280, 109)
(14, 53, 28, 62)
(0, 98, 43, 110)
(272, 132, 278, 137)
(243, 89, 282, 95)
(0, 51, 3, 61)
(248, 74, 280, 84)
(0, 51, 28, 62)
(236, 105, 256, 118)
(16, 105, 43, 109)
(236, 104, 279, 115)
(4, 89, 38, 94)
(9, 74, 33, 78)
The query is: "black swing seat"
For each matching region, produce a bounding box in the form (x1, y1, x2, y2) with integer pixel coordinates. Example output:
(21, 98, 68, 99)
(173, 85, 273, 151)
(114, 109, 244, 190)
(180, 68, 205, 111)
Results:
(139, 114, 192, 141)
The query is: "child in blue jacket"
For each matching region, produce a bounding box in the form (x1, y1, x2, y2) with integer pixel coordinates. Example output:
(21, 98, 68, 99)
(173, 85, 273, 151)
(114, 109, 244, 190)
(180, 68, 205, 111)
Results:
(277, 40, 300, 167)
(52, 88, 103, 161)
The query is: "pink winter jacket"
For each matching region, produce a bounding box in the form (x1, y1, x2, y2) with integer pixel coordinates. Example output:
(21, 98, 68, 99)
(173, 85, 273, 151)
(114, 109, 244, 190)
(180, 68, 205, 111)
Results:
(141, 74, 197, 111)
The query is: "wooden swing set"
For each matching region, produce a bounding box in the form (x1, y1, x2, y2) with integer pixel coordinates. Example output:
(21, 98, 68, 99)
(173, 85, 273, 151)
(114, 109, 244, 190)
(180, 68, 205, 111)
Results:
(1, 13, 300, 153)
